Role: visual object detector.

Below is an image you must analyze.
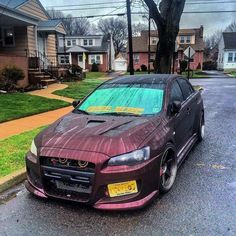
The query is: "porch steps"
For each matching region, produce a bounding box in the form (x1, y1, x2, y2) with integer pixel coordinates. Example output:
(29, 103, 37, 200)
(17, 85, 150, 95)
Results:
(29, 69, 57, 86)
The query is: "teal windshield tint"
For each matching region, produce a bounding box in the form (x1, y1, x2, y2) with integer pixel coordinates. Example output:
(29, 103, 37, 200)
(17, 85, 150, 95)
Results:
(79, 84, 165, 115)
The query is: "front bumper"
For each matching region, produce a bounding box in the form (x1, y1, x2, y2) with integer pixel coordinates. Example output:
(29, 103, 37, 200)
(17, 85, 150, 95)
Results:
(25, 150, 161, 210)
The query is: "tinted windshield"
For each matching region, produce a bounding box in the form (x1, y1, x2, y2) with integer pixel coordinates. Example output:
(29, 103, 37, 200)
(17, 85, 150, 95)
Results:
(77, 83, 165, 116)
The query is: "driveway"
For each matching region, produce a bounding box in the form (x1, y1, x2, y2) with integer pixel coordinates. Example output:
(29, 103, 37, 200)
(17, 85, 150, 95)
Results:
(0, 77, 235, 236)
(202, 70, 230, 78)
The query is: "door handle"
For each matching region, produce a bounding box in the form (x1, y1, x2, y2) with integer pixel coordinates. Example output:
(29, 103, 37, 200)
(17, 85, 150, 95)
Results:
(187, 107, 191, 114)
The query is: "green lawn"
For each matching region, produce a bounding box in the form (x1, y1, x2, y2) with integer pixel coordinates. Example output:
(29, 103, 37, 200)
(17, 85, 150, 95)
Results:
(229, 71, 236, 77)
(182, 70, 210, 78)
(0, 93, 69, 123)
(53, 72, 107, 100)
(0, 126, 45, 177)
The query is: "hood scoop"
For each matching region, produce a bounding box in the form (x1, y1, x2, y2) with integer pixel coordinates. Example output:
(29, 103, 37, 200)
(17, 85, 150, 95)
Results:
(85, 120, 106, 128)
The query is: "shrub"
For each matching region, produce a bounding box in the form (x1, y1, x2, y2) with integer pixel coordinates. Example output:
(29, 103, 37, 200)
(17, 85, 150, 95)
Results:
(136, 68, 140, 72)
(0, 65, 24, 92)
(196, 63, 202, 70)
(141, 64, 147, 72)
(179, 60, 188, 74)
(70, 64, 82, 76)
(203, 61, 217, 70)
(1, 65, 24, 83)
(91, 63, 99, 72)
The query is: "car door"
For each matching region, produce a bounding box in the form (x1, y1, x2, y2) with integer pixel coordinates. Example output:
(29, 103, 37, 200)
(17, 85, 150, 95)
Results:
(176, 78, 196, 139)
(169, 80, 189, 151)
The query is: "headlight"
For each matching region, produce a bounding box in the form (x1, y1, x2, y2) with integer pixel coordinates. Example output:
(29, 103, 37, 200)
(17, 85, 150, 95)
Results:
(30, 140, 37, 156)
(108, 147, 150, 166)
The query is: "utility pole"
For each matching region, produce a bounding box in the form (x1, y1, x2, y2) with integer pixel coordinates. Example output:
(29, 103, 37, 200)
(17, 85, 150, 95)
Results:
(126, 0, 134, 75)
(187, 47, 190, 80)
(148, 10, 151, 74)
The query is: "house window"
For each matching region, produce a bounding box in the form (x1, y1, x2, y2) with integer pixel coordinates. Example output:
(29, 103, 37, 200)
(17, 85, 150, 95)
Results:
(150, 37, 158, 45)
(228, 53, 233, 62)
(133, 54, 140, 64)
(67, 40, 72, 47)
(180, 36, 185, 44)
(150, 53, 155, 62)
(89, 39, 93, 46)
(186, 35, 191, 43)
(89, 54, 102, 64)
(59, 55, 70, 65)
(83, 39, 88, 46)
(179, 35, 192, 44)
(2, 27, 15, 47)
(72, 39, 76, 46)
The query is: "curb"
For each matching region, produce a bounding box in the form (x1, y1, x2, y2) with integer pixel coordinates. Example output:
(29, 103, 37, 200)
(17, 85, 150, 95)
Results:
(0, 168, 26, 193)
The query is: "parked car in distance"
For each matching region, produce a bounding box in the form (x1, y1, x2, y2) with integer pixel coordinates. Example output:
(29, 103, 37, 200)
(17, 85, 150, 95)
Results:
(25, 74, 205, 210)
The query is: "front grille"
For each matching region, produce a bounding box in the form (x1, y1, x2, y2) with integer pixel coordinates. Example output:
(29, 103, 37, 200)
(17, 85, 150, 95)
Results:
(40, 157, 95, 202)
(41, 157, 95, 172)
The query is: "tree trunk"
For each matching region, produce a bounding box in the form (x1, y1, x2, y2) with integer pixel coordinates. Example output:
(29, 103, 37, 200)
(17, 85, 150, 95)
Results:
(143, 0, 186, 74)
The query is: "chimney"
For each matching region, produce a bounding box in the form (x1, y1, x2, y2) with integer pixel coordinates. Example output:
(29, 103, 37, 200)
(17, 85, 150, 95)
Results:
(200, 25, 204, 38)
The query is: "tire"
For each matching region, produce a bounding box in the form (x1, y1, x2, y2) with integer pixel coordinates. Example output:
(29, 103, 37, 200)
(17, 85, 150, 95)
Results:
(198, 113, 205, 142)
(159, 146, 177, 193)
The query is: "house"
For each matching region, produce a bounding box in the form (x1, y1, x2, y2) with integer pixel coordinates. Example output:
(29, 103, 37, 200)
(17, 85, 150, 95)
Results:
(0, 0, 66, 87)
(127, 26, 204, 72)
(57, 35, 115, 72)
(217, 32, 236, 71)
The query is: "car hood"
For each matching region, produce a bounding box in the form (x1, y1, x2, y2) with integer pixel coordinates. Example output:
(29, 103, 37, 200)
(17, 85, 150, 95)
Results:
(38, 112, 161, 157)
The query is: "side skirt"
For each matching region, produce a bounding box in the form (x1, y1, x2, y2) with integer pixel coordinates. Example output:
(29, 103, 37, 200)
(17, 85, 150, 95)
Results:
(176, 134, 198, 167)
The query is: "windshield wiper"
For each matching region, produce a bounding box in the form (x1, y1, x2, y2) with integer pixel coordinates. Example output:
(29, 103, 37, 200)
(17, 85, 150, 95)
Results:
(97, 112, 141, 117)
(74, 109, 90, 115)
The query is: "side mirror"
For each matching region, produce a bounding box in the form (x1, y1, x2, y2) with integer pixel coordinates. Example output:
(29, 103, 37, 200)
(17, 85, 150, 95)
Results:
(171, 101, 182, 114)
(72, 100, 80, 108)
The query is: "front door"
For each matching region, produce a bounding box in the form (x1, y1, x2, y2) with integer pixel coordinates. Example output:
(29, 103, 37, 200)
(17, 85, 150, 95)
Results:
(37, 32, 47, 69)
(78, 54, 83, 69)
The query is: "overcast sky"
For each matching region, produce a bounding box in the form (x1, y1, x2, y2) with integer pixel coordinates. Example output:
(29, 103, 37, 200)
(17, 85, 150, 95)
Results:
(40, 0, 236, 37)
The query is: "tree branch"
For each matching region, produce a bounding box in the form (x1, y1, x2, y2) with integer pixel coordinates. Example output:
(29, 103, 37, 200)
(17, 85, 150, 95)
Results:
(143, 0, 164, 29)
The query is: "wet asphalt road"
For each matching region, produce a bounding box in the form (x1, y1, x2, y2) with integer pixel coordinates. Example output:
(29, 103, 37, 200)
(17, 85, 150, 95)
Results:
(0, 75, 236, 236)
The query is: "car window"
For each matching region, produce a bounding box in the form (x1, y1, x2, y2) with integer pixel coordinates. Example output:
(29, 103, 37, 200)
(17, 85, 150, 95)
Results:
(170, 81, 184, 103)
(78, 83, 166, 116)
(177, 78, 194, 100)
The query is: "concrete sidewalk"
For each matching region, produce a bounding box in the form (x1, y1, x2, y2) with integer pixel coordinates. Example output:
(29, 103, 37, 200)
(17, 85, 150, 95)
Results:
(28, 83, 73, 103)
(0, 106, 72, 140)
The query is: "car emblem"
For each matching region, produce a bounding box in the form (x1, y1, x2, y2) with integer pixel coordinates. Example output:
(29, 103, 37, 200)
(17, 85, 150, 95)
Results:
(78, 160, 89, 168)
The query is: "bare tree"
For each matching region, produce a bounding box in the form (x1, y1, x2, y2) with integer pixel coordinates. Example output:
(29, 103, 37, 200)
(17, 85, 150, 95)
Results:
(143, 0, 186, 73)
(205, 30, 222, 49)
(98, 17, 127, 56)
(47, 9, 74, 35)
(225, 22, 236, 32)
(132, 23, 148, 36)
(73, 18, 91, 36)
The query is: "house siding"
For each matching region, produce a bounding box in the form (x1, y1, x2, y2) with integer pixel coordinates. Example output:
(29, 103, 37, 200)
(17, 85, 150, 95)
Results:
(18, 0, 57, 62)
(222, 50, 236, 71)
(17, 0, 48, 20)
(86, 54, 108, 72)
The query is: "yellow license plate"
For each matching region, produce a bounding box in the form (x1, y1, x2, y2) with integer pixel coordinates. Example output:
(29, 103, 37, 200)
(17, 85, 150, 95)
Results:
(108, 180, 138, 198)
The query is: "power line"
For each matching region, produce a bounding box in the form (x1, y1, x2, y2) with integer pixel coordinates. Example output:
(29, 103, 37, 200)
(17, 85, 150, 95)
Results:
(46, 1, 125, 8)
(186, 0, 236, 4)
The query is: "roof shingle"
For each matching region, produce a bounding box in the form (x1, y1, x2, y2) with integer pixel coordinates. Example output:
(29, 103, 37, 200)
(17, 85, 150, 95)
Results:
(223, 32, 236, 49)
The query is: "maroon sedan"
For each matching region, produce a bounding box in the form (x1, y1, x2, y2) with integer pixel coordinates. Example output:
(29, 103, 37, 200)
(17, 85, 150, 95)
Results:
(25, 75, 204, 210)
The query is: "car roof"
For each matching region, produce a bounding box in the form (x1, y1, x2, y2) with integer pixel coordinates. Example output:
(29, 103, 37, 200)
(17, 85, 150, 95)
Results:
(106, 74, 179, 85)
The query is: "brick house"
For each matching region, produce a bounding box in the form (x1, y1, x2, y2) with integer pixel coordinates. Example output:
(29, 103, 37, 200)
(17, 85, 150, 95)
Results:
(0, 0, 66, 87)
(127, 26, 204, 72)
(57, 35, 115, 72)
